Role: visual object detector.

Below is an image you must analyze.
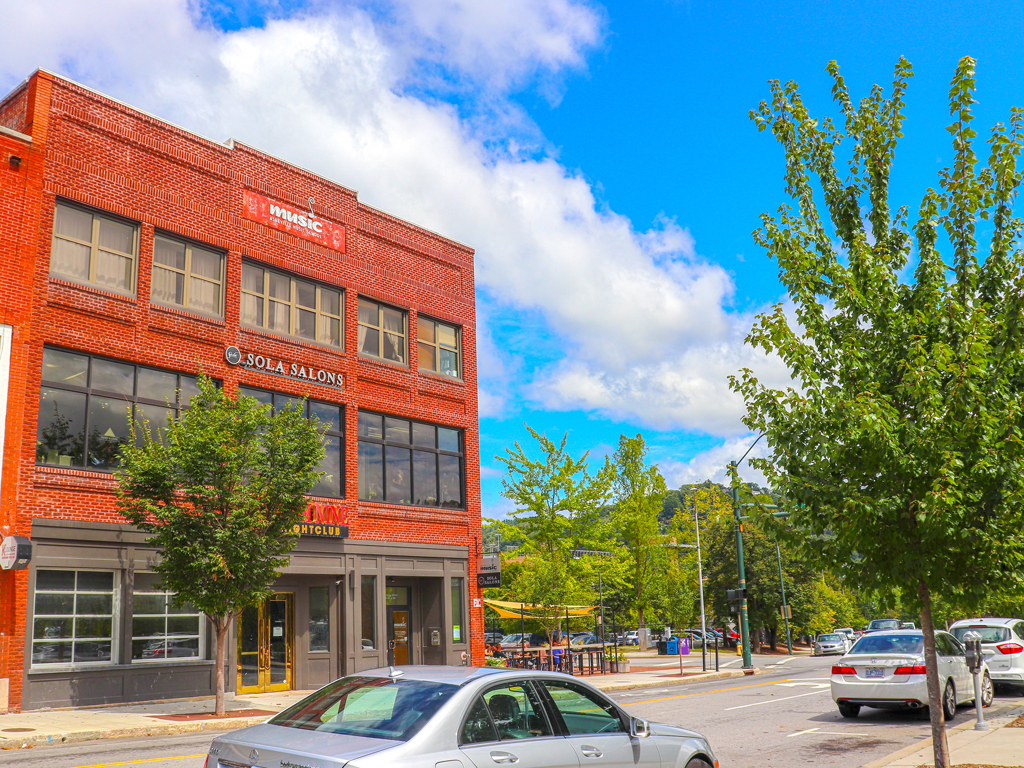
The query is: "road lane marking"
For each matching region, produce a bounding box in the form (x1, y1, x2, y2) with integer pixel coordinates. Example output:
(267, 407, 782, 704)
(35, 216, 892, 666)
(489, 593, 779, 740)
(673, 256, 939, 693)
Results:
(724, 689, 828, 710)
(631, 679, 792, 705)
(68, 755, 205, 768)
(767, 657, 796, 667)
(787, 728, 871, 738)
(787, 727, 819, 737)
(776, 682, 830, 688)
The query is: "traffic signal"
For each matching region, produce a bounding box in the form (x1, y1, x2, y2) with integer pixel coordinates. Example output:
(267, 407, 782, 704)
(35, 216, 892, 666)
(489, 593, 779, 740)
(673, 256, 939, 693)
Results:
(726, 588, 746, 601)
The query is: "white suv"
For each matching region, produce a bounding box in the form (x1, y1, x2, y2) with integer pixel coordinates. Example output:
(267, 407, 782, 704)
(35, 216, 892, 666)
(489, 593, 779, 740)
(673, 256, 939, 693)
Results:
(950, 618, 1024, 692)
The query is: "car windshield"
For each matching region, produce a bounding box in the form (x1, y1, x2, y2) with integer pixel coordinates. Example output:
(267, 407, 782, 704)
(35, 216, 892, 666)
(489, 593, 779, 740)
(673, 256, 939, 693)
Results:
(269, 676, 458, 741)
(819, 634, 842, 642)
(850, 634, 923, 655)
(951, 626, 1010, 644)
(868, 619, 901, 630)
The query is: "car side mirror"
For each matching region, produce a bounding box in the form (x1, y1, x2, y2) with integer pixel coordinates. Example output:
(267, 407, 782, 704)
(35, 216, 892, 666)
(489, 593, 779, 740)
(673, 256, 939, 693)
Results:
(630, 717, 650, 738)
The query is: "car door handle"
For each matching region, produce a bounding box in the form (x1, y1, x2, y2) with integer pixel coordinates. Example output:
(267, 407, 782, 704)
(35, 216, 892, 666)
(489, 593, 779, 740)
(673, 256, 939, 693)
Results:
(581, 746, 603, 758)
(490, 752, 519, 764)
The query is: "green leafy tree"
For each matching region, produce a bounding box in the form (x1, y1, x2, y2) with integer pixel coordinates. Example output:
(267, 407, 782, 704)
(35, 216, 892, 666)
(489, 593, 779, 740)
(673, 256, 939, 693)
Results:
(735, 56, 1024, 765)
(609, 435, 667, 631)
(117, 377, 325, 714)
(496, 426, 613, 643)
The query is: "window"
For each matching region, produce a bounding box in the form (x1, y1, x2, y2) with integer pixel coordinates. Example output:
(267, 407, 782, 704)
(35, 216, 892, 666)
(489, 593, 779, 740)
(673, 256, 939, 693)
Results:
(357, 411, 463, 508)
(361, 576, 377, 650)
(36, 348, 200, 471)
(32, 570, 116, 666)
(358, 298, 406, 364)
(152, 234, 225, 316)
(417, 317, 460, 378)
(309, 586, 330, 652)
(51, 201, 138, 293)
(241, 262, 343, 347)
(539, 681, 625, 735)
(131, 573, 203, 662)
(238, 386, 344, 498)
(451, 578, 464, 644)
(478, 682, 552, 741)
(461, 697, 499, 744)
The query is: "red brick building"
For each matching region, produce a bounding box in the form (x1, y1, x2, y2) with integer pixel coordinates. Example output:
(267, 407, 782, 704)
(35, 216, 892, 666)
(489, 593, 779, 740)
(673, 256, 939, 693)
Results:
(0, 70, 483, 712)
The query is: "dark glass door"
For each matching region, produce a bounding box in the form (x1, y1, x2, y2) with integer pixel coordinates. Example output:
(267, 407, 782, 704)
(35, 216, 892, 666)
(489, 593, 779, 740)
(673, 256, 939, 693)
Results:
(237, 594, 293, 693)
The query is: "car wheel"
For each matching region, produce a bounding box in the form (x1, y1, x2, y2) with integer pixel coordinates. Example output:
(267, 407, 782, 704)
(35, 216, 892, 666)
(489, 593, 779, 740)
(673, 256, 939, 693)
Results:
(684, 759, 714, 768)
(980, 672, 994, 708)
(942, 680, 957, 721)
(837, 702, 860, 718)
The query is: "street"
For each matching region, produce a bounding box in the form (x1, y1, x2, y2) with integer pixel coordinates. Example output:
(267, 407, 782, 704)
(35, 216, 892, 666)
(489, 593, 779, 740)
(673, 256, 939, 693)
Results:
(1, 656, 1021, 768)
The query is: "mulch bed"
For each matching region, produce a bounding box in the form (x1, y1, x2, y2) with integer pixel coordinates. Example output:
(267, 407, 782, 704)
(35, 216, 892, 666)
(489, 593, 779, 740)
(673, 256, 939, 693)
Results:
(1005, 715, 1024, 728)
(151, 708, 275, 722)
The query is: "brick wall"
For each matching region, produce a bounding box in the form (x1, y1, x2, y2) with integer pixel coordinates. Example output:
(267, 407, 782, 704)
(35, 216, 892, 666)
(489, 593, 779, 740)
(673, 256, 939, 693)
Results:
(0, 71, 483, 710)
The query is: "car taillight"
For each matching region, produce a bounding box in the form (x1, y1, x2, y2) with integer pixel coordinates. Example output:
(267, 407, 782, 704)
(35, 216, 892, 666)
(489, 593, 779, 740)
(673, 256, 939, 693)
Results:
(997, 643, 1024, 654)
(832, 666, 856, 675)
(894, 665, 927, 675)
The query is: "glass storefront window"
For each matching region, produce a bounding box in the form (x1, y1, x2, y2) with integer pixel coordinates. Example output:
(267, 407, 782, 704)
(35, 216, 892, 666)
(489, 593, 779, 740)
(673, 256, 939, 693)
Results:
(361, 576, 377, 651)
(33, 570, 116, 666)
(131, 574, 203, 662)
(357, 411, 464, 508)
(309, 586, 329, 652)
(451, 578, 464, 644)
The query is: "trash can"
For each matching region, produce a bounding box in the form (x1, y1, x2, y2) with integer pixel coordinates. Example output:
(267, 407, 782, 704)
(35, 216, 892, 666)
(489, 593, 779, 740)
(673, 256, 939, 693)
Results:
(666, 638, 679, 655)
(679, 637, 690, 655)
(657, 640, 668, 655)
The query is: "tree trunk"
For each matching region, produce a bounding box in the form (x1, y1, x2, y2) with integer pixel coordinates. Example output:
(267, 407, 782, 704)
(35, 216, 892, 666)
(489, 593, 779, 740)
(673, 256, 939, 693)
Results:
(214, 614, 230, 716)
(769, 625, 778, 652)
(918, 581, 950, 768)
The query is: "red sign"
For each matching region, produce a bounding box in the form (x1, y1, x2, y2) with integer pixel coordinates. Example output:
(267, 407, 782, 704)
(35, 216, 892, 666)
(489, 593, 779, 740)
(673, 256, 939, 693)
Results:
(243, 190, 346, 252)
(304, 502, 349, 525)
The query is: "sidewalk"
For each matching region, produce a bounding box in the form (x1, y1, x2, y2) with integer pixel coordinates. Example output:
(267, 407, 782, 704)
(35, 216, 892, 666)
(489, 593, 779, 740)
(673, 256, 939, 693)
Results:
(864, 705, 1024, 768)
(0, 656, 758, 750)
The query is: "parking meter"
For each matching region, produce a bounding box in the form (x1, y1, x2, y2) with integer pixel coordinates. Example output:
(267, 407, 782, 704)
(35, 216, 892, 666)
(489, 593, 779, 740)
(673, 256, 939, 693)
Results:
(963, 631, 983, 673)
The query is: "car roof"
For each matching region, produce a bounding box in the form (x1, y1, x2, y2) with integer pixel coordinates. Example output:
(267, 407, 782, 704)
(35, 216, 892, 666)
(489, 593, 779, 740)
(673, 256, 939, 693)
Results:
(855, 628, 925, 637)
(356, 665, 506, 684)
(950, 618, 1020, 627)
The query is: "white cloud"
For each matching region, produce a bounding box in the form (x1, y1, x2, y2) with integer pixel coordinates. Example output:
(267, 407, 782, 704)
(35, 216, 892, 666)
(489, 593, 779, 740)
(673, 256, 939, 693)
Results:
(0, 0, 759, 436)
(657, 436, 770, 488)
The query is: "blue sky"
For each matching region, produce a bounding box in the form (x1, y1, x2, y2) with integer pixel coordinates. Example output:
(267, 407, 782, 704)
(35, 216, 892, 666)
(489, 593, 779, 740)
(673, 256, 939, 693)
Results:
(4, 0, 1024, 517)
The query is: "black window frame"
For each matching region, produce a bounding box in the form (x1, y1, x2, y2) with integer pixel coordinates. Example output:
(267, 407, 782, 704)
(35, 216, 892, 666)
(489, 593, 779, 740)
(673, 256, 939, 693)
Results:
(237, 384, 345, 499)
(534, 679, 628, 736)
(356, 410, 465, 509)
(458, 680, 557, 745)
(36, 347, 204, 473)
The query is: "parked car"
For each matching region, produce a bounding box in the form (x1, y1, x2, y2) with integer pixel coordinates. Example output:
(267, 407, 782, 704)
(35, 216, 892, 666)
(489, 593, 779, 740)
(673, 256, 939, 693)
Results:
(484, 632, 505, 645)
(950, 617, 1024, 693)
(900, 622, 916, 630)
(813, 633, 850, 656)
(500, 633, 547, 649)
(831, 629, 992, 718)
(570, 634, 609, 647)
(206, 666, 719, 768)
(716, 628, 740, 648)
(863, 618, 901, 634)
(834, 627, 855, 642)
(623, 630, 641, 646)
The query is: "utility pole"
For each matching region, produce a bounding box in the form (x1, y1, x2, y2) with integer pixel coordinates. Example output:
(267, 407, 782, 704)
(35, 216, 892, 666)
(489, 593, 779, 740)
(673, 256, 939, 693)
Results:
(731, 461, 753, 669)
(776, 541, 792, 654)
(694, 502, 707, 667)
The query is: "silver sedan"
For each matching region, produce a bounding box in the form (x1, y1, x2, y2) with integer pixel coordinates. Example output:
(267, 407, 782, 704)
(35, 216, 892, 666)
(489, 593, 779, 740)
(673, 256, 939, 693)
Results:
(204, 666, 718, 768)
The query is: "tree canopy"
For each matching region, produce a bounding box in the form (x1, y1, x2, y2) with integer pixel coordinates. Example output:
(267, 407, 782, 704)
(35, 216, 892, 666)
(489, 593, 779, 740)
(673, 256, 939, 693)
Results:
(734, 56, 1024, 765)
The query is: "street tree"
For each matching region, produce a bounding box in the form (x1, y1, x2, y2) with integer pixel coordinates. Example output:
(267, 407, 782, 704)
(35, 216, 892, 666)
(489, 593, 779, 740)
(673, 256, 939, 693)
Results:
(117, 377, 325, 714)
(496, 426, 613, 643)
(735, 56, 1024, 766)
(609, 435, 667, 630)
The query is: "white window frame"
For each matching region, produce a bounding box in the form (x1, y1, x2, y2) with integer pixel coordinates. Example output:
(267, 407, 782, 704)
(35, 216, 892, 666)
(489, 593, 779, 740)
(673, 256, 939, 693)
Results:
(130, 582, 206, 664)
(30, 569, 120, 671)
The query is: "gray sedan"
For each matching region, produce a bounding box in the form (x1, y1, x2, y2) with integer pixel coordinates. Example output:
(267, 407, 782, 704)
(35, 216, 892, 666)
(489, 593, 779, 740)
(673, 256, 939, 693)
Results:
(204, 666, 718, 768)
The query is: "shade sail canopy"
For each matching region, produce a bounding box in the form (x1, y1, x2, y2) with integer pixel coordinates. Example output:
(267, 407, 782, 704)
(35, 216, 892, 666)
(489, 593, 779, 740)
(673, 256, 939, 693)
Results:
(483, 598, 597, 618)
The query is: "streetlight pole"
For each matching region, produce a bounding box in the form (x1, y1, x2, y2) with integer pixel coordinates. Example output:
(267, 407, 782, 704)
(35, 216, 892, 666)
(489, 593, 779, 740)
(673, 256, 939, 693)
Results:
(694, 503, 707, 662)
(776, 542, 792, 654)
(730, 433, 764, 670)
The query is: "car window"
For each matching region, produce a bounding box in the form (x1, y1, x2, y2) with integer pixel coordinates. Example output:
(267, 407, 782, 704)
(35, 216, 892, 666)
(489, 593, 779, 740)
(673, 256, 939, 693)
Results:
(947, 635, 967, 656)
(460, 697, 499, 745)
(850, 634, 924, 655)
(934, 634, 954, 656)
(480, 682, 552, 740)
(269, 676, 457, 741)
(541, 681, 625, 735)
(952, 625, 1010, 644)
(819, 634, 842, 642)
(1015, 622, 1024, 640)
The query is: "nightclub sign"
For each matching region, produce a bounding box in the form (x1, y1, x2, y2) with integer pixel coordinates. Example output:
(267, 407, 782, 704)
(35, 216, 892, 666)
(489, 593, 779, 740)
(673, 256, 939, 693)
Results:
(294, 503, 350, 539)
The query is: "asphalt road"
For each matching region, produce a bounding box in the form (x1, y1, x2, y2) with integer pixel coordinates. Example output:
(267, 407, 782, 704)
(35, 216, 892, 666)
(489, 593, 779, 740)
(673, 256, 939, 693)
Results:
(608, 653, 1024, 768)
(2, 656, 1021, 768)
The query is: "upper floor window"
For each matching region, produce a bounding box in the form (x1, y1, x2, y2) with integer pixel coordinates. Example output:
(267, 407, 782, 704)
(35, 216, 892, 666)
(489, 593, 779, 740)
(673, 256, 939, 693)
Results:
(152, 234, 225, 316)
(417, 317, 461, 379)
(241, 262, 342, 347)
(358, 298, 406, 365)
(36, 348, 200, 471)
(357, 411, 463, 508)
(51, 201, 138, 293)
(238, 386, 344, 499)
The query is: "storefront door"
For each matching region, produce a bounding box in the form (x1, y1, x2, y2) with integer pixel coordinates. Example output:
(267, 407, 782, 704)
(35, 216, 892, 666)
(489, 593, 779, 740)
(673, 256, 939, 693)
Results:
(386, 586, 412, 665)
(238, 594, 293, 694)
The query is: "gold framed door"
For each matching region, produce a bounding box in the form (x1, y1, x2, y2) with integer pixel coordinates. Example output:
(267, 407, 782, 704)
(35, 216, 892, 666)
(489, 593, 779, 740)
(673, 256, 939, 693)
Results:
(237, 594, 293, 694)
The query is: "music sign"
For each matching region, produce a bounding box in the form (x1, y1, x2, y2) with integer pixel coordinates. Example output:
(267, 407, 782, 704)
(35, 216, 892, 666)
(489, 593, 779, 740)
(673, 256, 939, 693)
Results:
(477, 554, 501, 588)
(243, 190, 346, 252)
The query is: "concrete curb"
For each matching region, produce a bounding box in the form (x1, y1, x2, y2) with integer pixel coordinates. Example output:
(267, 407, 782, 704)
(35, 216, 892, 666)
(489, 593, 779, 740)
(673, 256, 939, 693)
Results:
(0, 715, 271, 750)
